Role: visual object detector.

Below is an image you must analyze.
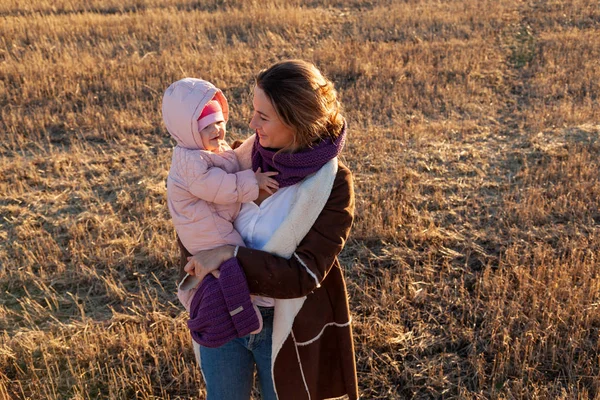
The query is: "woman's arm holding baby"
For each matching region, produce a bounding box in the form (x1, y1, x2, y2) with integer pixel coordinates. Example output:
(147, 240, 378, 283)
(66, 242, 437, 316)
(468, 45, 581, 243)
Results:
(237, 165, 354, 298)
(180, 163, 354, 297)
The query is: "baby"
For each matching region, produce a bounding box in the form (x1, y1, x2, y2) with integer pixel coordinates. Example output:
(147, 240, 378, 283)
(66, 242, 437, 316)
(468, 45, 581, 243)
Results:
(163, 78, 277, 332)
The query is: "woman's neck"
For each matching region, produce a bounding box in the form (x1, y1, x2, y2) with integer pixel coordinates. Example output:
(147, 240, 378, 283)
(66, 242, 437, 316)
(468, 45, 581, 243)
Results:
(253, 189, 272, 206)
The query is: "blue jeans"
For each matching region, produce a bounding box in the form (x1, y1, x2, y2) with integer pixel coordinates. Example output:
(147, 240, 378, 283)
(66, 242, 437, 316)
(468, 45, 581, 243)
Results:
(197, 307, 277, 400)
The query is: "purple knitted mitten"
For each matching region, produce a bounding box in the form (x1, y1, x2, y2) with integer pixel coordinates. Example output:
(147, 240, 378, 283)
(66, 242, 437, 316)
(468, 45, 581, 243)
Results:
(187, 257, 260, 348)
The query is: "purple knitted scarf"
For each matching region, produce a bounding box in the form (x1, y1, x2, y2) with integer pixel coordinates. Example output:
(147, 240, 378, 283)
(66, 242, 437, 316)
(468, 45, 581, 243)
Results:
(251, 123, 347, 188)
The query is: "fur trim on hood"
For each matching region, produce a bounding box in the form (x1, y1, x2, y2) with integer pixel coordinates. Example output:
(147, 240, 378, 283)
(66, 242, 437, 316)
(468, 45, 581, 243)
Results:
(162, 78, 229, 150)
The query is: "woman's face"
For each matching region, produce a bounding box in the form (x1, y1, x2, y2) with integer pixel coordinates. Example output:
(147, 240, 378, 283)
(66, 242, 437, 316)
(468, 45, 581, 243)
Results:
(250, 86, 296, 150)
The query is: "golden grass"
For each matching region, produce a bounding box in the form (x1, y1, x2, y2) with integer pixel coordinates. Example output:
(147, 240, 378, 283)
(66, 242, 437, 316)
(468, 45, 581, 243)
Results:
(1, 0, 599, 398)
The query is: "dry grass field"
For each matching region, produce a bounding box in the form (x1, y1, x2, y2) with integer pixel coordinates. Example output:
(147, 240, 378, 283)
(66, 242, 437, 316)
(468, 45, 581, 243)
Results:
(1, 0, 599, 398)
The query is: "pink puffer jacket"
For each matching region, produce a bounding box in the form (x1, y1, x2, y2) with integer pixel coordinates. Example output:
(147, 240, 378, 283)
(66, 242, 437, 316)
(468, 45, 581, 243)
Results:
(163, 78, 259, 256)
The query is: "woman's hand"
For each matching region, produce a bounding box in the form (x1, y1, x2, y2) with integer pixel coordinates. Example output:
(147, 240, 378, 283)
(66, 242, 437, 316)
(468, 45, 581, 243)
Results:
(184, 245, 236, 283)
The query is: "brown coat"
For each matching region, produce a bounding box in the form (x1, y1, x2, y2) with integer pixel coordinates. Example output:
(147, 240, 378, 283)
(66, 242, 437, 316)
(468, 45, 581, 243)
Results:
(178, 161, 358, 400)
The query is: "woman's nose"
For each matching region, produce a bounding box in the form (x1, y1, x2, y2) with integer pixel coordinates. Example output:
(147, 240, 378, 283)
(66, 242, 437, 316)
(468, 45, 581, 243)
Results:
(249, 114, 258, 130)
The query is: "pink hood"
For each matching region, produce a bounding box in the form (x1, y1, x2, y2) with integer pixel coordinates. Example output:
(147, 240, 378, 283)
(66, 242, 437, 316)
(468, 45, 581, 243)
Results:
(162, 78, 229, 150)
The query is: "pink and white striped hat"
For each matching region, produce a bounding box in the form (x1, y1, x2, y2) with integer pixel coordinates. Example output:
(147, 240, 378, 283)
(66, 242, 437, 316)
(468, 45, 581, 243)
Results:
(197, 99, 225, 132)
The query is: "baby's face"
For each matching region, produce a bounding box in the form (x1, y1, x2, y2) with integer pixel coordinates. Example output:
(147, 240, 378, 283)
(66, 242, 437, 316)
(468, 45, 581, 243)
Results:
(199, 121, 226, 151)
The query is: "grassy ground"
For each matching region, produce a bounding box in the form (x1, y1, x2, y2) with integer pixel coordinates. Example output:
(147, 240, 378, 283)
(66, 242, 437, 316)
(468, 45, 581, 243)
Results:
(1, 0, 599, 398)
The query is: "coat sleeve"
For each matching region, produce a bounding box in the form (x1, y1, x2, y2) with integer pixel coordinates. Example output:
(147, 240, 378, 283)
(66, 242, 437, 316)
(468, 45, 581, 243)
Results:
(232, 134, 255, 170)
(235, 163, 355, 298)
(183, 151, 259, 205)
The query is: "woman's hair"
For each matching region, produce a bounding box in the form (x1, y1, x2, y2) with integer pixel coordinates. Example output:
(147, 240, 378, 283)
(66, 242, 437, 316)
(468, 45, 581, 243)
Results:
(255, 59, 344, 150)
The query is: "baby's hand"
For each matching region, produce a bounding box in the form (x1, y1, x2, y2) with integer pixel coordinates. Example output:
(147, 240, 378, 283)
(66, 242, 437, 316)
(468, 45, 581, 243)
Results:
(255, 167, 279, 194)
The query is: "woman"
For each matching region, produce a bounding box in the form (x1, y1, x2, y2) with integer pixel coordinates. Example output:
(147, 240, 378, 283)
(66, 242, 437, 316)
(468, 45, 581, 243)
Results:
(178, 59, 358, 400)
